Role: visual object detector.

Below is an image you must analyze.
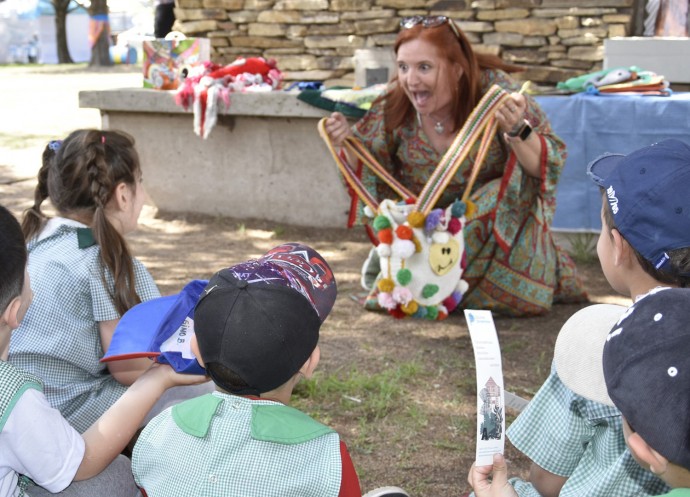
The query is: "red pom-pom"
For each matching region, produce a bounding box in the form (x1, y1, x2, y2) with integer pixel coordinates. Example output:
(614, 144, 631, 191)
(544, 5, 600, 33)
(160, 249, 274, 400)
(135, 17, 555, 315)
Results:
(395, 225, 413, 240)
(443, 295, 459, 313)
(378, 228, 393, 245)
(461, 250, 468, 270)
(404, 197, 416, 205)
(389, 307, 407, 319)
(448, 217, 462, 235)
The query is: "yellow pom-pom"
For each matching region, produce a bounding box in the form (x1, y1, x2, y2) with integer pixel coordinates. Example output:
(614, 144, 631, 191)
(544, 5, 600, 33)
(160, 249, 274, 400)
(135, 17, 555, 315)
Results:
(412, 236, 422, 253)
(401, 301, 419, 315)
(377, 278, 395, 293)
(465, 200, 477, 219)
(407, 211, 425, 228)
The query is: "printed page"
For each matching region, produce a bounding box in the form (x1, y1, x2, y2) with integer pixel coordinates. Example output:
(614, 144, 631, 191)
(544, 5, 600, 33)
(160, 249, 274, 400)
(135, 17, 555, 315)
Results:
(464, 309, 505, 465)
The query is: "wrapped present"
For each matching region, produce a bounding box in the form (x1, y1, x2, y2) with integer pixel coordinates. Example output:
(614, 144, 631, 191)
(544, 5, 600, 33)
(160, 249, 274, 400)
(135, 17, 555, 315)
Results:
(142, 38, 210, 90)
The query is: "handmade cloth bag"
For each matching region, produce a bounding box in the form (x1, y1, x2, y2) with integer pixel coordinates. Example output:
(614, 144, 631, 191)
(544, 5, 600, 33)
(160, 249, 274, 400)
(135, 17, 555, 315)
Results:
(319, 85, 510, 320)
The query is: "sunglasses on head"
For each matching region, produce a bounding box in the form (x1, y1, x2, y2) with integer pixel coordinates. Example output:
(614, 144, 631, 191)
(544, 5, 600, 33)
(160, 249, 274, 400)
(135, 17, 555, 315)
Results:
(399, 15, 461, 39)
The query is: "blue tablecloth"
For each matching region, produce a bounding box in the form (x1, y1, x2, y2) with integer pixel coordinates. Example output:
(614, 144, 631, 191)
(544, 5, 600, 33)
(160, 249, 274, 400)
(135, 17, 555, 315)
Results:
(534, 92, 690, 232)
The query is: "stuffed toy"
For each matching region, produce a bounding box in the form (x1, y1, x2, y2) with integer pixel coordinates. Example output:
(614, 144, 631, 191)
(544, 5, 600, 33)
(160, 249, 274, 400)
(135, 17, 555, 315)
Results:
(175, 57, 283, 139)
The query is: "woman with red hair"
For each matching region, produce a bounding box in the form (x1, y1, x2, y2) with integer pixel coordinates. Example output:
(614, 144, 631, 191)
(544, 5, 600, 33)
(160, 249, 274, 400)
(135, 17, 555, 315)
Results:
(324, 16, 586, 316)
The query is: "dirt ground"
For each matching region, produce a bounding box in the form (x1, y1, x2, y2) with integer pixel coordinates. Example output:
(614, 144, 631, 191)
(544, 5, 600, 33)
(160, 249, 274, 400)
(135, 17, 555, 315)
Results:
(0, 65, 629, 496)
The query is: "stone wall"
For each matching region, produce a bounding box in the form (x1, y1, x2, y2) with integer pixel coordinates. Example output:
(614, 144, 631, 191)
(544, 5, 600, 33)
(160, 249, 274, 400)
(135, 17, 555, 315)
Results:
(173, 0, 635, 86)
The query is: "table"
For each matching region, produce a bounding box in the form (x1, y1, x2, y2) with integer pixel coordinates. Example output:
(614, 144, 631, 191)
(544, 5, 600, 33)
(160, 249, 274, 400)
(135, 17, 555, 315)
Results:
(535, 92, 690, 232)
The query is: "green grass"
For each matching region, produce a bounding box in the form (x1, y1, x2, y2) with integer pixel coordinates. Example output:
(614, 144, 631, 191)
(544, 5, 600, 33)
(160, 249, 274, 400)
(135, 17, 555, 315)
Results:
(566, 232, 598, 263)
(0, 133, 55, 150)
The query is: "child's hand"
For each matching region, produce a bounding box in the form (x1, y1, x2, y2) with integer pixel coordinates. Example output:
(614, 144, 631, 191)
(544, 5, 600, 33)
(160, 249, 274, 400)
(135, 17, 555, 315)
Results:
(468, 453, 518, 497)
(144, 362, 210, 390)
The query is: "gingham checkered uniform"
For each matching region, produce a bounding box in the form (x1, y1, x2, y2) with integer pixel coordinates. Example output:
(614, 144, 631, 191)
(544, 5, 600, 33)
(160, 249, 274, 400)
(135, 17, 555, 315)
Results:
(8, 224, 160, 433)
(505, 363, 670, 497)
(133, 392, 343, 497)
(0, 361, 44, 497)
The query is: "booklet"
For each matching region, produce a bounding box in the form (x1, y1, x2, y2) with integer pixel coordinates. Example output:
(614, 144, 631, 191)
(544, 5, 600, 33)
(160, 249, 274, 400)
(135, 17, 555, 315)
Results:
(464, 309, 505, 466)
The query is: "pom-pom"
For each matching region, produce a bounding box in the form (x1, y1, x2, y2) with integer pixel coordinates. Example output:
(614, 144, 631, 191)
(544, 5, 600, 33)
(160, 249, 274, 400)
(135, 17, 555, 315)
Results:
(392, 286, 413, 305)
(432, 231, 450, 244)
(451, 200, 466, 218)
(442, 295, 460, 313)
(422, 283, 439, 299)
(404, 197, 416, 205)
(426, 306, 439, 320)
(389, 307, 407, 319)
(395, 225, 413, 240)
(447, 217, 462, 235)
(461, 250, 468, 271)
(377, 292, 397, 310)
(378, 278, 395, 293)
(396, 268, 412, 286)
(378, 228, 393, 245)
(401, 300, 419, 315)
(413, 306, 428, 319)
(457, 279, 469, 294)
(407, 211, 426, 228)
(425, 209, 443, 233)
(436, 307, 449, 320)
(373, 215, 391, 232)
(412, 236, 422, 253)
(465, 200, 477, 219)
(376, 243, 391, 258)
(392, 239, 416, 259)
(363, 205, 375, 218)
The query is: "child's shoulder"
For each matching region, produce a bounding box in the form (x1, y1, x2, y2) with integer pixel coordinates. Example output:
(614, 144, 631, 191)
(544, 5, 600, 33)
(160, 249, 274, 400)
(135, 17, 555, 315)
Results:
(0, 361, 43, 430)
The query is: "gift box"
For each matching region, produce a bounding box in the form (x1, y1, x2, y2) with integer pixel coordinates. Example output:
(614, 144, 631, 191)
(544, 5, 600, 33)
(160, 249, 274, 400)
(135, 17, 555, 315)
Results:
(142, 38, 211, 90)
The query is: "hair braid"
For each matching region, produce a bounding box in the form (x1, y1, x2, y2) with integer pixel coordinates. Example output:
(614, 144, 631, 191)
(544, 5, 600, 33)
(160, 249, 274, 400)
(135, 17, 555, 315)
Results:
(21, 142, 55, 240)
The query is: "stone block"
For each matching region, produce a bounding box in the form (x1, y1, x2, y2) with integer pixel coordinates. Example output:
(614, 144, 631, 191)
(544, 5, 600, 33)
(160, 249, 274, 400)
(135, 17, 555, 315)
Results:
(568, 45, 604, 61)
(354, 18, 400, 35)
(177, 19, 219, 33)
(483, 32, 524, 46)
(331, 0, 372, 10)
(608, 24, 627, 37)
(561, 34, 603, 46)
(274, 54, 317, 70)
(202, 0, 243, 8)
(495, 19, 558, 36)
(258, 11, 301, 23)
(307, 22, 355, 35)
(227, 12, 258, 23)
(551, 58, 594, 69)
(248, 23, 287, 37)
(341, 9, 396, 20)
(231, 36, 303, 48)
(305, 35, 366, 49)
(541, 0, 632, 6)
(275, 0, 329, 9)
(377, 0, 427, 7)
(477, 8, 529, 21)
(555, 16, 579, 30)
(503, 48, 549, 64)
(457, 21, 494, 33)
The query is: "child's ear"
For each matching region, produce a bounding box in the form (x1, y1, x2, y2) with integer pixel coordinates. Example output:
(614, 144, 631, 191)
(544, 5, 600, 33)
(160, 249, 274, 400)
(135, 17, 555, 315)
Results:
(112, 182, 132, 211)
(2, 297, 22, 330)
(627, 432, 670, 475)
(611, 228, 631, 267)
(299, 345, 321, 380)
(190, 334, 205, 367)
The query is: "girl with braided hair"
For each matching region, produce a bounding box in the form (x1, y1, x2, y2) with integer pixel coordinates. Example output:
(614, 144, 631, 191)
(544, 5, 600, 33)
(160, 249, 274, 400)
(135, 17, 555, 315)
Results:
(9, 130, 210, 433)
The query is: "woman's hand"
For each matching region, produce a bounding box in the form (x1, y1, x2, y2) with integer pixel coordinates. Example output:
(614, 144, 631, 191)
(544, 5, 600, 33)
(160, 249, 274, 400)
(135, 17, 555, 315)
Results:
(495, 92, 527, 135)
(468, 453, 519, 497)
(324, 111, 353, 147)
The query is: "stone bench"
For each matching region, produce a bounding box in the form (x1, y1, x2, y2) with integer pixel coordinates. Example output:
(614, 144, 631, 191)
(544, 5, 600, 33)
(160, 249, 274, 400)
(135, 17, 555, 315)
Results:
(79, 89, 350, 228)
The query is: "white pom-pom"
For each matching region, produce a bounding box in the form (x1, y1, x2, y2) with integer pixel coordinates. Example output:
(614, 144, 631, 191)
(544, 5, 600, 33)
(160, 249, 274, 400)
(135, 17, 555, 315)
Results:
(392, 239, 415, 259)
(376, 243, 392, 258)
(432, 231, 450, 244)
(456, 279, 469, 293)
(363, 205, 375, 218)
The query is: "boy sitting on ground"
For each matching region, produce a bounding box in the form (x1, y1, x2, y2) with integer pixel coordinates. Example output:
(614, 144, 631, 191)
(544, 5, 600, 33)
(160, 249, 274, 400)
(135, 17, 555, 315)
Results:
(470, 287, 690, 497)
(482, 139, 690, 497)
(131, 243, 363, 497)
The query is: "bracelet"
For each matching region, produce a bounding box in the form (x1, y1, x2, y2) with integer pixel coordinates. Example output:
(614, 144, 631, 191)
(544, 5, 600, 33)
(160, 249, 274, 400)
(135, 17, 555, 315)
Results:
(507, 119, 532, 141)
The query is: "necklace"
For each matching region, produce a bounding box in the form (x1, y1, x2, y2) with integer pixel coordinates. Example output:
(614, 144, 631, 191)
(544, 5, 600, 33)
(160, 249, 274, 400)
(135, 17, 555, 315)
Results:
(417, 112, 449, 135)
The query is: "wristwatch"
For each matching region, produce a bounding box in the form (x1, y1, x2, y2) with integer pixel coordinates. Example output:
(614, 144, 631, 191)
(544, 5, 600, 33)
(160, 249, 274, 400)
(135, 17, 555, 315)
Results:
(507, 119, 533, 141)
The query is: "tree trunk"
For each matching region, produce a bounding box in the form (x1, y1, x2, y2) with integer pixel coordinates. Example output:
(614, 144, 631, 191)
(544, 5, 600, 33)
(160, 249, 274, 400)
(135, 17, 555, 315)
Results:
(52, 0, 73, 63)
(89, 0, 113, 67)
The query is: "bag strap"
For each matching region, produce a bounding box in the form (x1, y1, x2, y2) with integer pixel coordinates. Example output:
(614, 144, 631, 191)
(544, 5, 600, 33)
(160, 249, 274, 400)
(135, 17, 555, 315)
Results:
(317, 84, 510, 214)
(414, 85, 510, 214)
(318, 119, 414, 213)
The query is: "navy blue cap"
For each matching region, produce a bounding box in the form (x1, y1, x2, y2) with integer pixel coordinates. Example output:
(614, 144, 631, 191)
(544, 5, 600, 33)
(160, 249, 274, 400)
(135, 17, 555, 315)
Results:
(587, 139, 690, 272)
(603, 287, 690, 471)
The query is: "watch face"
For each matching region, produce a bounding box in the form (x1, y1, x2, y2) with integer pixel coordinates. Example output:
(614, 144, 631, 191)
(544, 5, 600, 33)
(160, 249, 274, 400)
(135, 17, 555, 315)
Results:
(519, 122, 532, 141)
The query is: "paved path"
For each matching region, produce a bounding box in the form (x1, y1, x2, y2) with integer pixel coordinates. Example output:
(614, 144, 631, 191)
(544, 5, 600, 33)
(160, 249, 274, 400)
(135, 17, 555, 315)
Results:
(0, 65, 141, 212)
